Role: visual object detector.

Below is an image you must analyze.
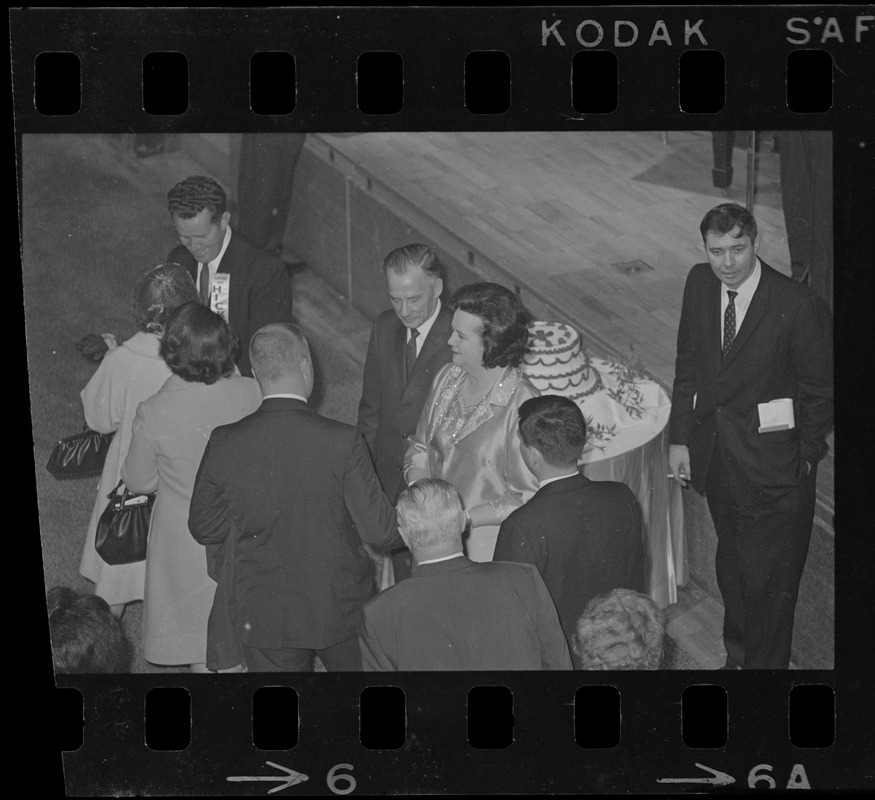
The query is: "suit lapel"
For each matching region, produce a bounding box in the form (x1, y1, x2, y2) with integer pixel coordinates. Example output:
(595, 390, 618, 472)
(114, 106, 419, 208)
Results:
(394, 322, 408, 380)
(704, 272, 723, 377)
(721, 261, 771, 370)
(407, 308, 451, 383)
(219, 233, 242, 323)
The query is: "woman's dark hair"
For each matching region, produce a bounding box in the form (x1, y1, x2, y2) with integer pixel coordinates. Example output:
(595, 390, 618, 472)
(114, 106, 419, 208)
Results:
(450, 282, 531, 369)
(159, 302, 238, 384)
(47, 587, 131, 674)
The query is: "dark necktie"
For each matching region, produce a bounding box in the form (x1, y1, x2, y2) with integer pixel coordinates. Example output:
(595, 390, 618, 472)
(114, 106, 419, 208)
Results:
(199, 263, 210, 306)
(406, 328, 420, 377)
(722, 290, 738, 357)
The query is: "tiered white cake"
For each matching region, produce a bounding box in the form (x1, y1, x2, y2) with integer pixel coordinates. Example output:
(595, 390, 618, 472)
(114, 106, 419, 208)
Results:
(522, 321, 665, 457)
(522, 321, 602, 400)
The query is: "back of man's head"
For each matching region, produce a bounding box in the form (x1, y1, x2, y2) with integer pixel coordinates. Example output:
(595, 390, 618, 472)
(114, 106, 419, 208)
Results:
(518, 395, 587, 467)
(397, 479, 465, 556)
(167, 175, 227, 221)
(48, 587, 131, 673)
(249, 323, 312, 395)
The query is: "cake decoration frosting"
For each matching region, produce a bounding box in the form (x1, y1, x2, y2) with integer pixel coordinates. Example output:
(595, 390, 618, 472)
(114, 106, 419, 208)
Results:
(522, 321, 603, 399)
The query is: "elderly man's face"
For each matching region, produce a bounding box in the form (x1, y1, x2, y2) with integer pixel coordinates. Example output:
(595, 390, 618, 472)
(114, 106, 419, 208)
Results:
(704, 226, 759, 290)
(386, 266, 442, 330)
(173, 207, 229, 264)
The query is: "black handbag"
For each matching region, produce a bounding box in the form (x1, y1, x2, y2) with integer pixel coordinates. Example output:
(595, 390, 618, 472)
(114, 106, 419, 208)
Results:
(95, 481, 155, 565)
(46, 425, 114, 478)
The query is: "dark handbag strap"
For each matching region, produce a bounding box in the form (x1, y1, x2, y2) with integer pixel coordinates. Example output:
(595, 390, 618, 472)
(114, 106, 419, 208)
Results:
(107, 479, 129, 505)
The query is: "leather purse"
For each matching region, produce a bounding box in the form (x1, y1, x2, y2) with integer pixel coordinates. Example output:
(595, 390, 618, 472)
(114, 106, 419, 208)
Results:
(95, 481, 155, 565)
(46, 425, 114, 478)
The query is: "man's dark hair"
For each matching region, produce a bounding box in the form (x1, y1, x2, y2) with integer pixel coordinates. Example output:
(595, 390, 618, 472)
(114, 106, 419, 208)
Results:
(383, 243, 441, 280)
(450, 282, 531, 369)
(48, 587, 130, 673)
(160, 302, 239, 384)
(699, 202, 758, 244)
(518, 394, 587, 466)
(167, 175, 227, 222)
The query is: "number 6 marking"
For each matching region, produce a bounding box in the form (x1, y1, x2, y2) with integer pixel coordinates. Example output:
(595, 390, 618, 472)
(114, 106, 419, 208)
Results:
(748, 764, 777, 789)
(327, 763, 356, 795)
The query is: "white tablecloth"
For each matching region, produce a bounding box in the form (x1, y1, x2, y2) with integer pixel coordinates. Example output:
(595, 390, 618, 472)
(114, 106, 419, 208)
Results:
(579, 385, 686, 608)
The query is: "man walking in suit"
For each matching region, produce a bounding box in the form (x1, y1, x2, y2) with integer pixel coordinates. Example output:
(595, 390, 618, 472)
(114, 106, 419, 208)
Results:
(189, 323, 402, 672)
(166, 175, 293, 377)
(494, 395, 645, 647)
(357, 244, 453, 579)
(359, 479, 572, 670)
(668, 203, 833, 669)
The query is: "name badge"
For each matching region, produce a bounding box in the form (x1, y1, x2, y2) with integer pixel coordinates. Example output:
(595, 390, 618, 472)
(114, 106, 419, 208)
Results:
(210, 273, 230, 323)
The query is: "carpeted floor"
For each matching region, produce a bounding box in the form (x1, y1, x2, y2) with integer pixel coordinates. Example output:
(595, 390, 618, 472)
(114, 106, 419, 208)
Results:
(23, 134, 371, 673)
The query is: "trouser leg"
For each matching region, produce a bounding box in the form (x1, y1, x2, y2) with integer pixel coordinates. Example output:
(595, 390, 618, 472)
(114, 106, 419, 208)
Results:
(706, 454, 745, 668)
(734, 469, 817, 669)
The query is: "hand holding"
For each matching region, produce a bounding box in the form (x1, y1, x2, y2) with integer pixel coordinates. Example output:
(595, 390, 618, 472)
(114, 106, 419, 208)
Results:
(76, 333, 110, 362)
(668, 444, 691, 488)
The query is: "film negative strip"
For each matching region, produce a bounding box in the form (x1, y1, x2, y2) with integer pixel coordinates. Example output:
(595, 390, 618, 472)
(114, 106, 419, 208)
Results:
(11, 5, 874, 795)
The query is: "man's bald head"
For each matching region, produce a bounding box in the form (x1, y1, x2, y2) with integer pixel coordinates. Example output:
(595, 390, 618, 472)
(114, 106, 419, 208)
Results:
(249, 323, 313, 396)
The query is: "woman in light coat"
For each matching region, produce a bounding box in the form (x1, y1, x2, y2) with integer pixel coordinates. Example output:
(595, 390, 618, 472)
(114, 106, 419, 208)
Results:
(123, 302, 261, 671)
(79, 264, 200, 616)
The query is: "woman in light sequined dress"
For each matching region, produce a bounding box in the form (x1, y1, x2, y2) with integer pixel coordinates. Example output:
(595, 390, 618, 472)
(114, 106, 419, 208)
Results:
(404, 283, 540, 562)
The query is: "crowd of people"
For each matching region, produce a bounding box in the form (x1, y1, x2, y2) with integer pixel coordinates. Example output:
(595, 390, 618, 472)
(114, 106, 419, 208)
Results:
(50, 174, 832, 673)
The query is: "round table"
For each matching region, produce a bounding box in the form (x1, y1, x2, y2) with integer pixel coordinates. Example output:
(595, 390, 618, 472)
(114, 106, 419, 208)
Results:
(578, 389, 686, 608)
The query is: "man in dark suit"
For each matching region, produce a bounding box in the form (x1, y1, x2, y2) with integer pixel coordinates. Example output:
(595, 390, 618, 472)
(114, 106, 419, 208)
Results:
(357, 244, 453, 579)
(668, 203, 833, 669)
(359, 479, 572, 671)
(189, 323, 402, 672)
(166, 175, 293, 377)
(494, 395, 645, 648)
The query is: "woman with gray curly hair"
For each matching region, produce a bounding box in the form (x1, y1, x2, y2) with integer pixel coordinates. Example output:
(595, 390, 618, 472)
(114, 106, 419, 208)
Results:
(572, 588, 666, 670)
(78, 263, 200, 618)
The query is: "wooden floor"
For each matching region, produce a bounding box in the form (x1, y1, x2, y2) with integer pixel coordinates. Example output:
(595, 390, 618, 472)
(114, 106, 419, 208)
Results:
(318, 130, 789, 390)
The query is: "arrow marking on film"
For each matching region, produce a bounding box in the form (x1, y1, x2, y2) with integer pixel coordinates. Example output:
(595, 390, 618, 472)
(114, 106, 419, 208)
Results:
(228, 761, 309, 794)
(657, 763, 735, 786)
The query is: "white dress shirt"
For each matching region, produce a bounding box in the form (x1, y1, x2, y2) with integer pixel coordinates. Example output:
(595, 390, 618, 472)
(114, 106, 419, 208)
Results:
(408, 299, 442, 358)
(720, 258, 761, 341)
(417, 551, 464, 566)
(197, 225, 233, 304)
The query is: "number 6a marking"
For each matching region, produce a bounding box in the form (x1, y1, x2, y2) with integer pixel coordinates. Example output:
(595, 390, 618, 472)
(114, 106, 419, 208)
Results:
(748, 764, 811, 790)
(327, 763, 356, 795)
